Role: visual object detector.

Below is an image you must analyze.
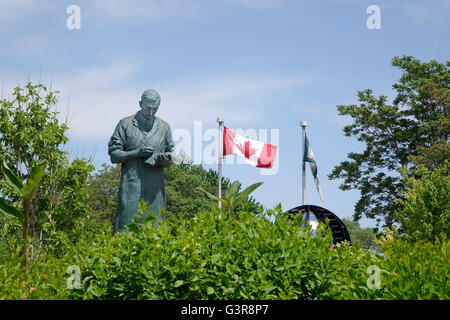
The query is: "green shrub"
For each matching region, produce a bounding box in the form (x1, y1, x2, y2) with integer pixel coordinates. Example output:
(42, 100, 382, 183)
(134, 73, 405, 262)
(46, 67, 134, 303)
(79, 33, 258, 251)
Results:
(331, 235, 449, 299)
(62, 206, 342, 299)
(1, 207, 448, 300)
(376, 236, 449, 299)
(0, 253, 71, 300)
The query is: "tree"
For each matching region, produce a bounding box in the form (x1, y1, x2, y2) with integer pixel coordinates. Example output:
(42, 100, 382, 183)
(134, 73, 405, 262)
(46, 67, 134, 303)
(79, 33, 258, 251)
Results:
(394, 162, 449, 242)
(341, 217, 375, 249)
(0, 82, 94, 257)
(37, 157, 94, 255)
(85, 163, 121, 226)
(408, 82, 449, 168)
(0, 83, 68, 178)
(164, 161, 228, 220)
(329, 56, 449, 227)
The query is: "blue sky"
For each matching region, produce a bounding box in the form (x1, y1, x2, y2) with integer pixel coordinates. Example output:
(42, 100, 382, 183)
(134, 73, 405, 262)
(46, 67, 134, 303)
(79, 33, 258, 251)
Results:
(1, 0, 449, 228)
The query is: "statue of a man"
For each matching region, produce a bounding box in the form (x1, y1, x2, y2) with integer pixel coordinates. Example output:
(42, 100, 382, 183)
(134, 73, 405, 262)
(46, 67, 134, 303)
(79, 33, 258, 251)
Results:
(108, 89, 175, 233)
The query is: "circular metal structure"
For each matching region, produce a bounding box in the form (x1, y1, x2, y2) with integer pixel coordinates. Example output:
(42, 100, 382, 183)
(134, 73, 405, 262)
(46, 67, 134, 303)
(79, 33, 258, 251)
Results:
(287, 205, 351, 245)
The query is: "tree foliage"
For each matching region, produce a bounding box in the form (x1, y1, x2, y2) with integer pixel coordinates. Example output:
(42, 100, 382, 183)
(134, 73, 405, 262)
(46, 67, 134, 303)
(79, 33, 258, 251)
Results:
(341, 217, 375, 249)
(164, 160, 230, 220)
(85, 163, 121, 227)
(0, 83, 68, 177)
(0, 82, 94, 258)
(329, 56, 449, 227)
(394, 162, 449, 242)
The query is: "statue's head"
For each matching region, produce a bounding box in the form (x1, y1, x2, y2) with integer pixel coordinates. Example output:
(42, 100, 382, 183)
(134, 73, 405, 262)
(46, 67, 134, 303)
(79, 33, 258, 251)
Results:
(140, 89, 161, 119)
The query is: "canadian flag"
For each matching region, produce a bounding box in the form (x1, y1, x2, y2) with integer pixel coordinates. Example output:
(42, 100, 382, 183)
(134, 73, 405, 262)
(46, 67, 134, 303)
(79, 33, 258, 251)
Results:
(223, 127, 278, 169)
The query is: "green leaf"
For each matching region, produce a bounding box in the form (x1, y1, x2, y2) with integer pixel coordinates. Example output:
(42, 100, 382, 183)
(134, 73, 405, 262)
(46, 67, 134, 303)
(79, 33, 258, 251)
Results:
(112, 257, 121, 266)
(211, 253, 221, 264)
(197, 186, 228, 207)
(239, 290, 249, 298)
(207, 287, 215, 295)
(21, 164, 45, 203)
(126, 222, 140, 234)
(197, 186, 219, 201)
(0, 198, 24, 222)
(174, 280, 184, 288)
(1, 160, 23, 195)
(262, 283, 277, 293)
(225, 181, 240, 199)
(234, 182, 263, 207)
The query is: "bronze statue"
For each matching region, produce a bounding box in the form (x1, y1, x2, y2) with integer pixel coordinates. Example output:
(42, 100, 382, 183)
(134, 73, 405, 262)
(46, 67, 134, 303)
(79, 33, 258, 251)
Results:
(108, 89, 175, 233)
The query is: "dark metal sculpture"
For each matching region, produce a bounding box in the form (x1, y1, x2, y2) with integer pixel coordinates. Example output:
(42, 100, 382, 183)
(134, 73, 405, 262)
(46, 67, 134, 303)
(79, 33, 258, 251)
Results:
(287, 205, 351, 245)
(108, 89, 175, 233)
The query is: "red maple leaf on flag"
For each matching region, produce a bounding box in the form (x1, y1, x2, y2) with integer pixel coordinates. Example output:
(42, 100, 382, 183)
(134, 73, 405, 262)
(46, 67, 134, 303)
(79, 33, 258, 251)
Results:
(236, 140, 258, 159)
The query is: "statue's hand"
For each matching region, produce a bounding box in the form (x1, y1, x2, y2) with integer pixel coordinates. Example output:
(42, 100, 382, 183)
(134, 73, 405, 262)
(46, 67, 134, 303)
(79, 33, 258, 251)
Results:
(144, 153, 158, 167)
(137, 146, 154, 158)
(144, 152, 173, 168)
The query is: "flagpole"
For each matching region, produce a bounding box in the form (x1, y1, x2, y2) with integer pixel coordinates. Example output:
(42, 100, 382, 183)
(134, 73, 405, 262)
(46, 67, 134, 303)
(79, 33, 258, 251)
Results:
(217, 117, 224, 209)
(301, 121, 307, 205)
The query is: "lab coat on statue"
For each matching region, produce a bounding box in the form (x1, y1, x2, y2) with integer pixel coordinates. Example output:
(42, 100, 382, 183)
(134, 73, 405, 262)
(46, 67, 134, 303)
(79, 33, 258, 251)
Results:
(108, 110, 175, 233)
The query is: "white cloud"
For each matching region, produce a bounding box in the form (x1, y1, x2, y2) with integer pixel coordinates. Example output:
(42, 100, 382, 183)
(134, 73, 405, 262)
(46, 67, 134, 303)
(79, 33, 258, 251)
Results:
(50, 62, 142, 138)
(157, 73, 304, 129)
(33, 62, 306, 139)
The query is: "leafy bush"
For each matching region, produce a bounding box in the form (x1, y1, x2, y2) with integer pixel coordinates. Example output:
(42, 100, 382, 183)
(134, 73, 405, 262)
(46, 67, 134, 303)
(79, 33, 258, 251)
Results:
(375, 236, 449, 299)
(62, 206, 340, 300)
(0, 252, 72, 300)
(1, 207, 448, 300)
(331, 235, 449, 299)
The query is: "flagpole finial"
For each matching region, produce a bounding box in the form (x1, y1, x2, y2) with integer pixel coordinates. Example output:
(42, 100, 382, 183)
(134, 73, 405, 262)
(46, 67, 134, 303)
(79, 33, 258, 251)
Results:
(300, 121, 307, 127)
(217, 117, 224, 123)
